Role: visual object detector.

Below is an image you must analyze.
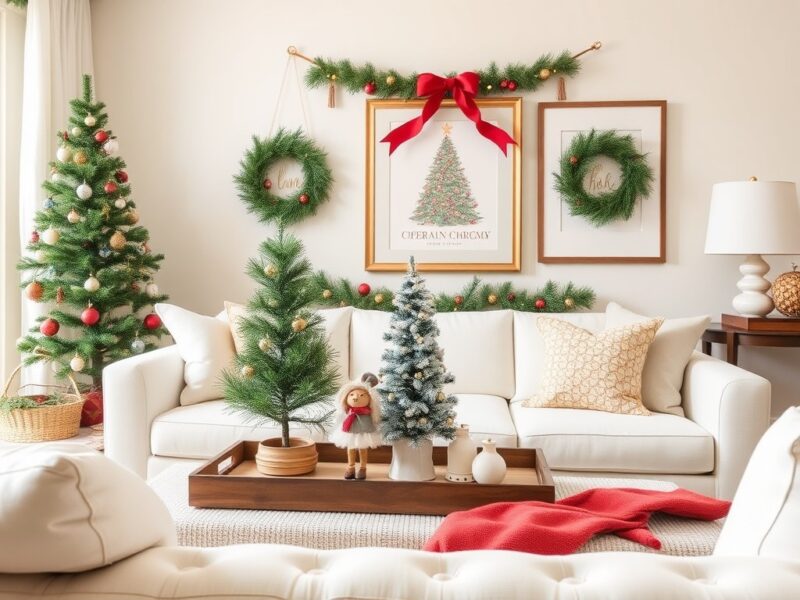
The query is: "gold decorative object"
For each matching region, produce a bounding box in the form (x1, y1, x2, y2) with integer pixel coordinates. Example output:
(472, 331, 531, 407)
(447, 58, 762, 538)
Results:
(322, 289, 333, 299)
(291, 317, 307, 332)
(109, 230, 126, 250)
(773, 264, 800, 317)
(538, 68, 551, 80)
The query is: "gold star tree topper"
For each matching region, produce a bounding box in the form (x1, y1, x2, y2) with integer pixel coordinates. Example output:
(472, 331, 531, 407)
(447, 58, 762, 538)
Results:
(441, 122, 453, 136)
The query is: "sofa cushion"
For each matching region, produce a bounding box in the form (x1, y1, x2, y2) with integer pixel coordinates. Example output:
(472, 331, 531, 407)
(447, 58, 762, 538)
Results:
(714, 407, 800, 559)
(512, 312, 605, 402)
(0, 445, 175, 574)
(350, 308, 515, 398)
(151, 400, 332, 459)
(450, 394, 517, 448)
(511, 404, 714, 474)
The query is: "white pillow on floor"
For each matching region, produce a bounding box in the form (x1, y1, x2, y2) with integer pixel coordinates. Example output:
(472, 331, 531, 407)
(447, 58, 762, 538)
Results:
(0, 445, 175, 573)
(605, 302, 710, 415)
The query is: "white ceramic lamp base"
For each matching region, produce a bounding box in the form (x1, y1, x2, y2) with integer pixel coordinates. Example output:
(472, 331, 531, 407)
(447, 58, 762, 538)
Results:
(732, 254, 775, 317)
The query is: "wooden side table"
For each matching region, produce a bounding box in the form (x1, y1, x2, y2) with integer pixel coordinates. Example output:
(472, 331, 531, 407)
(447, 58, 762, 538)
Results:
(702, 323, 800, 365)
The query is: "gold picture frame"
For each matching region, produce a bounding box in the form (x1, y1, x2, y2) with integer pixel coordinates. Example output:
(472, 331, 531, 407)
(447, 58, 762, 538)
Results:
(366, 98, 522, 271)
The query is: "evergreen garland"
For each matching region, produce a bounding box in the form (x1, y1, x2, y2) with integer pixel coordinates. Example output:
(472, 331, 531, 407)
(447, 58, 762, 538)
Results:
(309, 273, 595, 313)
(235, 128, 333, 226)
(554, 129, 654, 226)
(4, 0, 26, 7)
(304, 53, 580, 99)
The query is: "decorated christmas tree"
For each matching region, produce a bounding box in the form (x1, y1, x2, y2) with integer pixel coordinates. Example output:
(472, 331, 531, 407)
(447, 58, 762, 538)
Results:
(16, 75, 167, 392)
(411, 124, 481, 227)
(379, 257, 457, 444)
(222, 229, 339, 447)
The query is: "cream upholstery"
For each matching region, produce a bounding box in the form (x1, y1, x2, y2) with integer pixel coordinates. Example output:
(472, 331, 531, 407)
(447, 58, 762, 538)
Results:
(349, 308, 392, 379)
(511, 404, 714, 473)
(450, 394, 517, 448)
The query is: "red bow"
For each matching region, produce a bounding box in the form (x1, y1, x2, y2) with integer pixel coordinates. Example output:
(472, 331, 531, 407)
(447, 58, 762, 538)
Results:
(380, 72, 517, 155)
(342, 406, 371, 432)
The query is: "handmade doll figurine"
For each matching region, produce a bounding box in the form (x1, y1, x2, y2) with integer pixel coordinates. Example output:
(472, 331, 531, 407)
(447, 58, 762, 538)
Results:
(329, 372, 382, 480)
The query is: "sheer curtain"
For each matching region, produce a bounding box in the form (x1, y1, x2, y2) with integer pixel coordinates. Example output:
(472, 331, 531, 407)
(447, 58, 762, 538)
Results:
(18, 0, 93, 387)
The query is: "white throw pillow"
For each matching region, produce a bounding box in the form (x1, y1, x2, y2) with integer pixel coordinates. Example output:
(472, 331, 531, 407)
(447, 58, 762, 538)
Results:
(714, 407, 800, 559)
(0, 445, 175, 573)
(605, 302, 710, 416)
(156, 303, 236, 405)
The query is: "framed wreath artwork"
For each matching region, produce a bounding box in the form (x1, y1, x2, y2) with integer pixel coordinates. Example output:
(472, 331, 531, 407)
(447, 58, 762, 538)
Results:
(538, 101, 666, 263)
(366, 98, 521, 271)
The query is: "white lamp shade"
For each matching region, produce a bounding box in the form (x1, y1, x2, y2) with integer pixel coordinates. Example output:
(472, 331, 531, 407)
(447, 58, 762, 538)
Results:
(705, 181, 800, 255)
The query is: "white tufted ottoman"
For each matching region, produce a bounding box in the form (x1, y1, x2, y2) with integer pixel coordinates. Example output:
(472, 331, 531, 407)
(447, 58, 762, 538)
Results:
(149, 463, 722, 556)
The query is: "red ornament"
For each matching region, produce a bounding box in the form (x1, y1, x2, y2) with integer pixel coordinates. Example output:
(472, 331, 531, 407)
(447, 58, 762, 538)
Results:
(115, 170, 129, 183)
(131, 283, 141, 292)
(535, 298, 546, 310)
(263, 178, 272, 190)
(104, 181, 118, 194)
(26, 281, 44, 301)
(143, 313, 161, 330)
(569, 155, 579, 166)
(507, 80, 518, 91)
(81, 388, 104, 427)
(62, 131, 69, 141)
(454, 295, 464, 306)
(40, 318, 60, 337)
(499, 79, 509, 89)
(363, 81, 377, 94)
(299, 194, 310, 205)
(81, 305, 101, 326)
(506, 293, 516, 302)
(30, 230, 40, 243)
(357, 283, 371, 297)
(94, 130, 109, 143)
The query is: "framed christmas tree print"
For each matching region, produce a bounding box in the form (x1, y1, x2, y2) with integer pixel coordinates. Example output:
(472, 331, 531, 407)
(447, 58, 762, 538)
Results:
(366, 98, 521, 271)
(538, 101, 666, 263)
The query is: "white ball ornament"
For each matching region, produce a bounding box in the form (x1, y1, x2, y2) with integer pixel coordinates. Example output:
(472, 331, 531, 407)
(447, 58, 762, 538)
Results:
(130, 339, 145, 355)
(67, 209, 81, 224)
(56, 146, 73, 162)
(69, 355, 85, 372)
(34, 249, 47, 263)
(84, 113, 96, 127)
(114, 198, 127, 209)
(103, 139, 119, 155)
(145, 283, 159, 297)
(51, 172, 63, 183)
(76, 181, 93, 200)
(71, 127, 82, 137)
(83, 276, 100, 292)
(42, 228, 60, 245)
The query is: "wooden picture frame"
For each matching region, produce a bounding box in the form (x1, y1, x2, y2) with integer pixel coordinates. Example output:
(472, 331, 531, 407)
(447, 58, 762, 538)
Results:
(537, 100, 667, 264)
(366, 98, 522, 271)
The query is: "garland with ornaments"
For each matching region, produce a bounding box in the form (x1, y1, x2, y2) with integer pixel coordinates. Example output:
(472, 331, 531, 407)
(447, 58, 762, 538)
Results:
(309, 272, 595, 313)
(554, 129, 654, 227)
(235, 128, 333, 226)
(16, 75, 167, 388)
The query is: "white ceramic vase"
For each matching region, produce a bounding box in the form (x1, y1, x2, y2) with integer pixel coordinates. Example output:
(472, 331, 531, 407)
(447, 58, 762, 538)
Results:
(388, 438, 435, 481)
(446, 424, 477, 482)
(472, 439, 507, 484)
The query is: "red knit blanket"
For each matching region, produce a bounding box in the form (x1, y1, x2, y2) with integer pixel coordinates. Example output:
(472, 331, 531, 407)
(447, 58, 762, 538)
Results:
(423, 488, 730, 554)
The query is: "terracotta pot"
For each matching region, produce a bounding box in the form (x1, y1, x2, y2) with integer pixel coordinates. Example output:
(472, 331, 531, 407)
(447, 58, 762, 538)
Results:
(255, 437, 318, 476)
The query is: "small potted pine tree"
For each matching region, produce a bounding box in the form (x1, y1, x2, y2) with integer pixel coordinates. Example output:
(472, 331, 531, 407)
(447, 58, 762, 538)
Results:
(222, 229, 339, 475)
(379, 257, 458, 480)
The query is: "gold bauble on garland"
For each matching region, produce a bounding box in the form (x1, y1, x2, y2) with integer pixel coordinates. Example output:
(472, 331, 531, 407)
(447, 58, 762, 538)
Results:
(322, 289, 333, 299)
(539, 68, 552, 80)
(374, 293, 384, 304)
(241, 365, 255, 378)
(487, 293, 498, 305)
(772, 264, 800, 317)
(109, 230, 126, 250)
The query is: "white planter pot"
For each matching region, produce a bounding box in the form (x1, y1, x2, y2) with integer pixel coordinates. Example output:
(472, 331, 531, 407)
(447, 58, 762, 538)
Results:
(389, 438, 435, 481)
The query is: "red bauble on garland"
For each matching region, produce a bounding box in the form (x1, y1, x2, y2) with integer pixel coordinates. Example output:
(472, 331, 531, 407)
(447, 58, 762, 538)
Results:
(454, 295, 464, 306)
(506, 293, 516, 302)
(81, 305, 101, 326)
(499, 79, 509, 89)
(115, 170, 129, 183)
(30, 231, 39, 243)
(143, 313, 161, 330)
(40, 318, 60, 336)
(104, 181, 118, 194)
(507, 80, 518, 91)
(363, 81, 377, 94)
(94, 130, 109, 143)
(534, 298, 546, 310)
(262, 178, 272, 190)
(298, 194, 310, 205)
(357, 283, 371, 297)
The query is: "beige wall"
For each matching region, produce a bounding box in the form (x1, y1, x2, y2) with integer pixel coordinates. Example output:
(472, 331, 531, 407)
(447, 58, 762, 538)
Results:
(90, 0, 800, 416)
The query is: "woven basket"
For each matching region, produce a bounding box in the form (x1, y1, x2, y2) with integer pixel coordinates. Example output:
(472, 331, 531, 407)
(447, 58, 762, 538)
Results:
(0, 364, 84, 443)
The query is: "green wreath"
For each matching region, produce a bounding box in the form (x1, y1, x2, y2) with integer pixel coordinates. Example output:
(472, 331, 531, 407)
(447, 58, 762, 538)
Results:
(554, 129, 654, 227)
(235, 128, 333, 226)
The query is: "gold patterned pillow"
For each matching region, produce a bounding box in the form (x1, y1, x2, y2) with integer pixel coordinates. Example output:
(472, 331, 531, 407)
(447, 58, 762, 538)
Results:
(524, 317, 663, 416)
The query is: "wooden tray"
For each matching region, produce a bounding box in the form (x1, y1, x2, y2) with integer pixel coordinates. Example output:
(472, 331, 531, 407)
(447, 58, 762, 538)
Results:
(189, 441, 555, 516)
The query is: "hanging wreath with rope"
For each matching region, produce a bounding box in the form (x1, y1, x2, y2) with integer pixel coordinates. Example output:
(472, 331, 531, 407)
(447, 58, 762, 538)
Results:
(554, 129, 654, 227)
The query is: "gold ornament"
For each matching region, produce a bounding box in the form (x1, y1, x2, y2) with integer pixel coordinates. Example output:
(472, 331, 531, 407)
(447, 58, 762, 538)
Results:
(258, 338, 271, 352)
(322, 289, 333, 299)
(74, 151, 88, 165)
(241, 365, 255, 378)
(485, 84, 493, 91)
(374, 293, 384, 304)
(564, 297, 575, 309)
(436, 391, 446, 402)
(414, 372, 422, 379)
(487, 293, 498, 305)
(67, 209, 81, 224)
(56, 287, 65, 304)
(264, 264, 278, 278)
(418, 417, 428, 425)
(446, 417, 454, 427)
(339, 300, 347, 307)
(330, 74, 337, 81)
(127, 209, 140, 224)
(109, 230, 126, 250)
(773, 264, 800, 317)
(385, 74, 396, 85)
(387, 393, 396, 401)
(268, 299, 279, 308)
(539, 68, 551, 80)
(291, 317, 307, 332)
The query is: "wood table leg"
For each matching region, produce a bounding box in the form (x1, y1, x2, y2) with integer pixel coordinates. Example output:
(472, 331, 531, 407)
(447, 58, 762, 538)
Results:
(725, 331, 739, 365)
(702, 340, 712, 355)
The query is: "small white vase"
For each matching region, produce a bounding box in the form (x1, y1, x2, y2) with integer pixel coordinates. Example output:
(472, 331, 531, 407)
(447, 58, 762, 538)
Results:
(446, 424, 477, 482)
(472, 439, 507, 484)
(389, 438, 435, 481)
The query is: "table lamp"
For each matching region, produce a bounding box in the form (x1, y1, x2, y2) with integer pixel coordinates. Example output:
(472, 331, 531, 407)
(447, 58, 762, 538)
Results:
(705, 179, 800, 318)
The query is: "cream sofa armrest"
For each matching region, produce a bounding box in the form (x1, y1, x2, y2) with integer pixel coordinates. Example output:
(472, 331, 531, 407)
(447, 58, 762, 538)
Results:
(103, 346, 184, 478)
(682, 351, 771, 500)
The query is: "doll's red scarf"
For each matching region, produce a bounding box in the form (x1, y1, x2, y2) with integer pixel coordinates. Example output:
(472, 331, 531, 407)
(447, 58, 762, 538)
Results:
(342, 407, 371, 432)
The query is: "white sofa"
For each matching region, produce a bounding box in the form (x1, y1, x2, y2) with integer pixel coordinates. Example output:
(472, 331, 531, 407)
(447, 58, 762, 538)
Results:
(104, 307, 771, 498)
